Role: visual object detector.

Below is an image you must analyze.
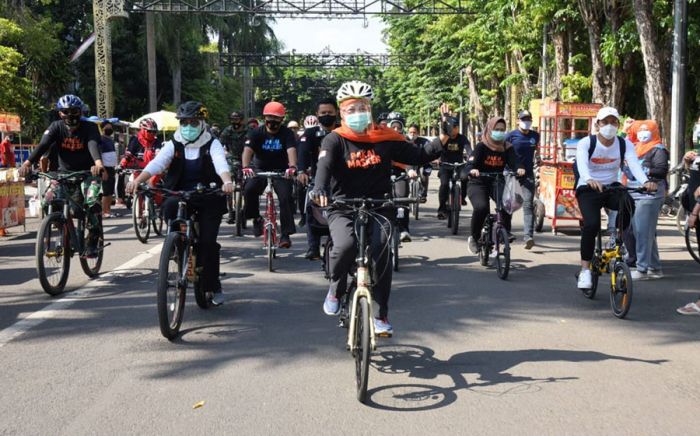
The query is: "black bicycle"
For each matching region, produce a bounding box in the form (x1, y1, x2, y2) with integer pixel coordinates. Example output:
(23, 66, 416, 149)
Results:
(225, 158, 246, 236)
(154, 184, 223, 340)
(409, 166, 431, 220)
(30, 171, 106, 295)
(390, 173, 417, 272)
(473, 172, 513, 280)
(441, 162, 467, 235)
(132, 184, 164, 243)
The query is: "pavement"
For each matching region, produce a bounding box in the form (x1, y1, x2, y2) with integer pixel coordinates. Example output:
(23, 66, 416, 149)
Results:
(0, 187, 698, 435)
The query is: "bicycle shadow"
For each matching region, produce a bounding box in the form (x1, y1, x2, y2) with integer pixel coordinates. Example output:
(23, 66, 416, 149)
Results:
(365, 344, 667, 411)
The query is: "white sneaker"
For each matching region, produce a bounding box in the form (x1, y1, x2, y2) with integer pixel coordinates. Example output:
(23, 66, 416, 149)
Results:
(211, 291, 225, 306)
(323, 289, 339, 316)
(577, 269, 593, 289)
(400, 231, 412, 242)
(648, 269, 664, 279)
(631, 270, 649, 281)
(374, 317, 393, 337)
(468, 236, 478, 254)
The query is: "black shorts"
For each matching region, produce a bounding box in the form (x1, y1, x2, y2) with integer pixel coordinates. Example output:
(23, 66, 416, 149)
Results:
(102, 167, 116, 196)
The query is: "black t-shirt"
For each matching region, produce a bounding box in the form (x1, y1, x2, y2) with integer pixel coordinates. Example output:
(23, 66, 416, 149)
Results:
(466, 142, 522, 174)
(441, 134, 471, 163)
(245, 125, 297, 171)
(28, 120, 102, 171)
(298, 126, 335, 176)
(314, 132, 443, 199)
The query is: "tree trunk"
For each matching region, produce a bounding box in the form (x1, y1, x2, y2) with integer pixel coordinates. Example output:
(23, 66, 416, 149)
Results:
(465, 66, 486, 131)
(605, 0, 629, 110)
(577, 0, 608, 103)
(146, 12, 157, 112)
(552, 30, 568, 99)
(512, 48, 532, 96)
(172, 39, 182, 106)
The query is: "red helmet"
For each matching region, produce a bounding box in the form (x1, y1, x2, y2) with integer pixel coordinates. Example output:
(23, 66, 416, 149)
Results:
(139, 118, 158, 132)
(263, 101, 286, 118)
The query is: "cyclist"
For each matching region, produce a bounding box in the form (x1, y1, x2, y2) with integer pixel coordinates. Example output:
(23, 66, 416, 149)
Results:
(437, 116, 471, 220)
(18, 94, 105, 256)
(126, 101, 234, 306)
(120, 118, 161, 169)
(247, 118, 260, 130)
(505, 110, 540, 249)
(575, 107, 656, 290)
(220, 110, 248, 223)
(466, 117, 525, 254)
(287, 120, 301, 137)
(298, 97, 339, 259)
(311, 80, 448, 336)
(242, 101, 298, 248)
(387, 111, 417, 242)
(407, 124, 432, 203)
(99, 121, 118, 218)
(377, 112, 389, 128)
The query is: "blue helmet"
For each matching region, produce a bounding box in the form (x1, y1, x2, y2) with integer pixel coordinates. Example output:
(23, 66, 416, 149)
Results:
(56, 94, 84, 111)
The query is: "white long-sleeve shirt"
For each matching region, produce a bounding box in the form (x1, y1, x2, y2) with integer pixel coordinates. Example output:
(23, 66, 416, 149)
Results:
(575, 136, 648, 188)
(144, 130, 229, 177)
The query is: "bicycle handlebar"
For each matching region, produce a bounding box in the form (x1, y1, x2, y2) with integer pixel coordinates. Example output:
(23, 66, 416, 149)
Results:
(332, 197, 417, 209)
(138, 184, 224, 199)
(27, 170, 93, 182)
(255, 171, 288, 178)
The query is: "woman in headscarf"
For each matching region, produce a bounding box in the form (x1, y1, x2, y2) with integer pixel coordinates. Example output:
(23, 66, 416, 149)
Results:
(464, 117, 525, 254)
(623, 120, 668, 280)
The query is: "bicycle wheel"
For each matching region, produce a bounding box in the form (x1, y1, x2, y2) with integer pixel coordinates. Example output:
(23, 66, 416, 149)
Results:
(685, 224, 700, 264)
(581, 263, 599, 299)
(410, 181, 420, 220)
(610, 261, 633, 319)
(354, 296, 371, 403)
(152, 199, 164, 236)
(266, 224, 274, 272)
(235, 188, 243, 236)
(157, 233, 187, 340)
(495, 227, 510, 280)
(677, 208, 687, 236)
(534, 199, 545, 233)
(323, 237, 333, 280)
(451, 184, 461, 235)
(79, 215, 104, 278)
(392, 227, 400, 272)
(36, 212, 70, 296)
(132, 192, 150, 243)
(478, 236, 490, 267)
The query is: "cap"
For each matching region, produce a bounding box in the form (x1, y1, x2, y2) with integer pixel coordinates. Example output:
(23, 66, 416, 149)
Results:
(518, 110, 533, 120)
(596, 106, 620, 121)
(263, 101, 286, 118)
(445, 116, 459, 127)
(287, 121, 300, 129)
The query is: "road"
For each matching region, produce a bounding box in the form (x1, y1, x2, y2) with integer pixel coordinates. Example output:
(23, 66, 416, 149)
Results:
(0, 188, 698, 435)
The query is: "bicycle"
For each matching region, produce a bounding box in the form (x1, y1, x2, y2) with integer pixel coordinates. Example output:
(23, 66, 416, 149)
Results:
(253, 171, 288, 272)
(390, 173, 414, 272)
(332, 197, 408, 403)
(225, 158, 246, 236)
(132, 184, 164, 243)
(441, 162, 467, 235)
(408, 166, 430, 220)
(684, 221, 700, 264)
(154, 184, 224, 340)
(30, 171, 106, 296)
(473, 171, 513, 280)
(579, 185, 647, 319)
(666, 164, 688, 235)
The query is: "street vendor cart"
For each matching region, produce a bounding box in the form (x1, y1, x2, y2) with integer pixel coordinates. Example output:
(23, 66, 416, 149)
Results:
(535, 101, 601, 234)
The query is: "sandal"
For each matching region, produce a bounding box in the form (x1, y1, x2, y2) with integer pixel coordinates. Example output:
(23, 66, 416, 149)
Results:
(676, 302, 700, 316)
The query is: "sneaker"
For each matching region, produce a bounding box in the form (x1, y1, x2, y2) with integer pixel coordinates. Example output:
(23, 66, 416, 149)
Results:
(468, 236, 478, 255)
(305, 248, 321, 260)
(577, 269, 593, 289)
(323, 289, 339, 316)
(298, 215, 306, 228)
(420, 196, 427, 204)
(226, 212, 235, 225)
(461, 199, 468, 207)
(437, 211, 447, 220)
(374, 317, 393, 337)
(279, 235, 291, 249)
(211, 291, 225, 306)
(524, 237, 534, 250)
(253, 217, 264, 237)
(647, 269, 664, 279)
(631, 270, 649, 281)
(400, 231, 412, 242)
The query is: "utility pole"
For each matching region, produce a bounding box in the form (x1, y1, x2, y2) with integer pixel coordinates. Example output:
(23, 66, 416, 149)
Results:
(146, 12, 157, 113)
(459, 68, 464, 134)
(670, 0, 688, 190)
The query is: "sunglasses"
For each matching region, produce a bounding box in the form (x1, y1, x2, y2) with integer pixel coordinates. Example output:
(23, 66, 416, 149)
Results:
(61, 108, 81, 116)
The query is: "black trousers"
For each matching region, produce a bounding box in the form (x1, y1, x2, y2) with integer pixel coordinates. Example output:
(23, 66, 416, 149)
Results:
(244, 177, 296, 236)
(438, 167, 467, 211)
(393, 178, 410, 232)
(576, 185, 634, 261)
(163, 196, 224, 293)
(328, 208, 393, 319)
(467, 178, 511, 240)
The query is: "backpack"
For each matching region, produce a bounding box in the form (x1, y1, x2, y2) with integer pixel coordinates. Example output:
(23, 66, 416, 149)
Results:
(573, 135, 626, 188)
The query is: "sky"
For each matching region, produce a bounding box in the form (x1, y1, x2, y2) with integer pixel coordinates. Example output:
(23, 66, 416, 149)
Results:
(271, 17, 388, 53)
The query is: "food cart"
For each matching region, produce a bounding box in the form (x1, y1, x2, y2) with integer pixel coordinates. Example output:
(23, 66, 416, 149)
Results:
(0, 113, 24, 236)
(535, 101, 601, 234)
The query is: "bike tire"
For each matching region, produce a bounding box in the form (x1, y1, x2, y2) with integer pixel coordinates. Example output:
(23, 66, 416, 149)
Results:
(79, 215, 104, 278)
(478, 238, 489, 267)
(410, 181, 420, 220)
(323, 238, 333, 280)
(685, 225, 700, 264)
(677, 208, 687, 236)
(157, 233, 186, 340)
(133, 192, 150, 244)
(610, 261, 633, 319)
(495, 227, 510, 280)
(534, 199, 545, 233)
(36, 212, 70, 296)
(451, 184, 460, 235)
(235, 188, 243, 237)
(582, 265, 599, 299)
(267, 224, 274, 272)
(152, 199, 164, 236)
(354, 296, 371, 403)
(392, 228, 400, 272)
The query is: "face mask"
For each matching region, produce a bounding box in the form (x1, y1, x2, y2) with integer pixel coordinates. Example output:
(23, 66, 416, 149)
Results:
(180, 124, 202, 142)
(491, 130, 506, 142)
(345, 112, 372, 133)
(599, 124, 618, 140)
(63, 115, 80, 128)
(265, 120, 281, 131)
(637, 131, 652, 143)
(231, 122, 242, 129)
(103, 128, 114, 136)
(318, 114, 336, 127)
(407, 133, 417, 141)
(519, 121, 532, 131)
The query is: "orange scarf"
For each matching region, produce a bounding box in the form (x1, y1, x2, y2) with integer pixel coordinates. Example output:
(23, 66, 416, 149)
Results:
(334, 123, 407, 144)
(628, 119, 664, 157)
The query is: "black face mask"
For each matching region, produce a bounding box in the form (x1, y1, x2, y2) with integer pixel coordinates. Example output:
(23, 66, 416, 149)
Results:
(265, 120, 281, 131)
(318, 114, 336, 128)
(63, 114, 81, 128)
(103, 128, 114, 136)
(231, 122, 242, 129)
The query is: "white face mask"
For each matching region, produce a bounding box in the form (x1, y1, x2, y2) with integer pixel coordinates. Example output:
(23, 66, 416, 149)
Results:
(519, 121, 532, 131)
(599, 124, 618, 140)
(638, 131, 652, 143)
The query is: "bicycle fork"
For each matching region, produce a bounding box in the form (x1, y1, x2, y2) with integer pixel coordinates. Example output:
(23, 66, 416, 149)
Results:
(346, 266, 377, 353)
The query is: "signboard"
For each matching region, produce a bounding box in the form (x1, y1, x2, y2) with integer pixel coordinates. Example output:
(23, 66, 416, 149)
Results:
(0, 113, 21, 132)
(0, 181, 25, 229)
(541, 102, 601, 118)
(538, 164, 582, 219)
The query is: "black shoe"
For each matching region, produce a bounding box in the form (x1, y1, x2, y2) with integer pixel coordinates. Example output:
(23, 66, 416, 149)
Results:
(279, 235, 291, 249)
(226, 212, 235, 225)
(437, 211, 447, 220)
(298, 215, 306, 227)
(419, 196, 428, 204)
(305, 248, 321, 260)
(461, 199, 468, 206)
(253, 217, 264, 237)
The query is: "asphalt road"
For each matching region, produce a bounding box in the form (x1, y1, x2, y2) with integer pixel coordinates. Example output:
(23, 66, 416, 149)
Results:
(0, 188, 698, 435)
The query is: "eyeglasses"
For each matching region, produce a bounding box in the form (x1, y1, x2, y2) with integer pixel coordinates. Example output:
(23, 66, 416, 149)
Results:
(341, 105, 370, 115)
(179, 119, 201, 127)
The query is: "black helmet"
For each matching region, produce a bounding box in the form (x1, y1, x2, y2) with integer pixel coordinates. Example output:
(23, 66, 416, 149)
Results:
(176, 101, 208, 119)
(445, 116, 459, 128)
(387, 111, 405, 128)
(377, 112, 389, 123)
(229, 110, 244, 119)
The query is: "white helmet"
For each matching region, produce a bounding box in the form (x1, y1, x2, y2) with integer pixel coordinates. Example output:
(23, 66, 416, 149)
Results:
(287, 120, 300, 129)
(304, 115, 319, 128)
(336, 80, 374, 104)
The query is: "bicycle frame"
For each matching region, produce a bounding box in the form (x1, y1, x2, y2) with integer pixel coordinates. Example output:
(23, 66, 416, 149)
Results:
(263, 177, 278, 249)
(44, 174, 96, 256)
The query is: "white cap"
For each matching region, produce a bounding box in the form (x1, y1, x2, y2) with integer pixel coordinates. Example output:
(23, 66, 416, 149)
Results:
(596, 106, 620, 121)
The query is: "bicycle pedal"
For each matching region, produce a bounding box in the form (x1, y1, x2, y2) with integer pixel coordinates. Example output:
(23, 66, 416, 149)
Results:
(376, 332, 393, 338)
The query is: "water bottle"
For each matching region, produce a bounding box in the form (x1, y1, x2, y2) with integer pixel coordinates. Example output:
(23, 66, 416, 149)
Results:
(86, 180, 100, 207)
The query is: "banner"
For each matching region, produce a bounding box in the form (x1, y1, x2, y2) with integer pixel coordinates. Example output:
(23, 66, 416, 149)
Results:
(0, 181, 25, 229)
(0, 112, 21, 132)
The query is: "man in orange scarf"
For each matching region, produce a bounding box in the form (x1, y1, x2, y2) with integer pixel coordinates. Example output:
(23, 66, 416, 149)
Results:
(311, 80, 449, 336)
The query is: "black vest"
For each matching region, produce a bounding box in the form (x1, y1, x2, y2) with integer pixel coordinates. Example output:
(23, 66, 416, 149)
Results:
(163, 138, 221, 190)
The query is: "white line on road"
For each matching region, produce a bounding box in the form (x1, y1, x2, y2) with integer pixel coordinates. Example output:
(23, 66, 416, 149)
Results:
(0, 244, 162, 348)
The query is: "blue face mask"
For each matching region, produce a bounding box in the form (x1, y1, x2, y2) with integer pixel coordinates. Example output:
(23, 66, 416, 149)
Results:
(637, 131, 652, 143)
(345, 112, 372, 133)
(491, 130, 506, 142)
(181, 124, 202, 142)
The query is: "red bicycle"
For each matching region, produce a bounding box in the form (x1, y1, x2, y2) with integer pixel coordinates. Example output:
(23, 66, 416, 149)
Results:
(255, 171, 288, 272)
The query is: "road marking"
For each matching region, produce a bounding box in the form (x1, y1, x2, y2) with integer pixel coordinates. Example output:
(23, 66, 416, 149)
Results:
(0, 244, 162, 348)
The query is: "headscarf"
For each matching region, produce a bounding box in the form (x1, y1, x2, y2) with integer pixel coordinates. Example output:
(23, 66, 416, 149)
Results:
(334, 98, 406, 144)
(137, 128, 157, 149)
(628, 119, 663, 157)
(482, 116, 509, 152)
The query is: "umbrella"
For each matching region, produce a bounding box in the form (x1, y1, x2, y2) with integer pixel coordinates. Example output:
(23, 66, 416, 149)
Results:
(131, 111, 179, 132)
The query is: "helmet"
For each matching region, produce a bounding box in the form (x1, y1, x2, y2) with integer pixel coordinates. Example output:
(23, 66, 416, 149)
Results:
(56, 94, 84, 111)
(139, 117, 158, 132)
(377, 112, 389, 123)
(263, 101, 286, 118)
(176, 101, 207, 119)
(229, 111, 243, 119)
(336, 80, 374, 103)
(248, 118, 259, 127)
(387, 111, 405, 127)
(287, 120, 300, 129)
(304, 115, 319, 128)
